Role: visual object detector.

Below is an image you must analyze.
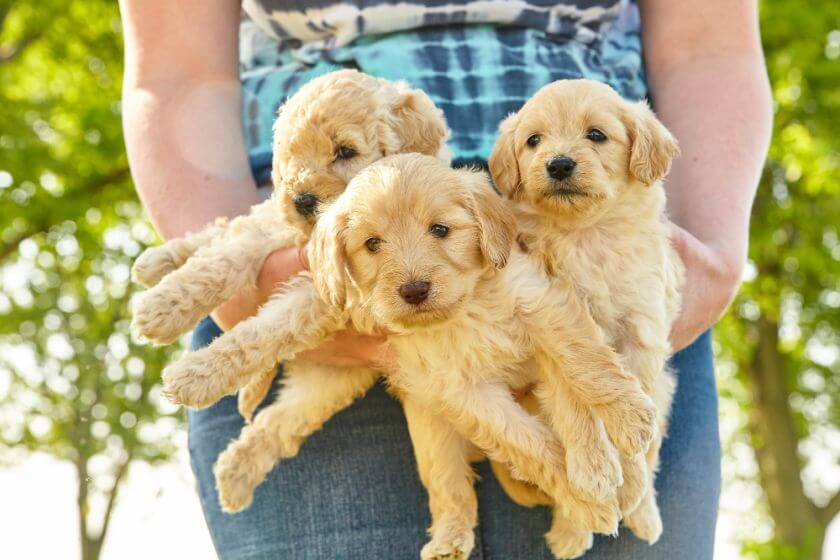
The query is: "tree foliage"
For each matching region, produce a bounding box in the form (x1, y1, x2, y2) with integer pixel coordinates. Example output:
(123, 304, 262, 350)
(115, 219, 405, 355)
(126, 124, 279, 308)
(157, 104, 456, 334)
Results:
(715, 2, 840, 558)
(0, 1, 837, 559)
(0, 2, 180, 559)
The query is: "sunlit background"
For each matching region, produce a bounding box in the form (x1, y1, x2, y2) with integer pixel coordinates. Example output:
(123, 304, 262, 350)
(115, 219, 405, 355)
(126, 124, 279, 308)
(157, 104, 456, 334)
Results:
(0, 1, 837, 559)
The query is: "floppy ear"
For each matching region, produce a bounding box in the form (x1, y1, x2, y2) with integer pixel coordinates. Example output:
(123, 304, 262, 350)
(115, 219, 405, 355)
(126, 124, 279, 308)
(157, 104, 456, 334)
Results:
(307, 206, 350, 309)
(625, 102, 680, 186)
(386, 83, 449, 155)
(465, 172, 518, 269)
(488, 113, 522, 199)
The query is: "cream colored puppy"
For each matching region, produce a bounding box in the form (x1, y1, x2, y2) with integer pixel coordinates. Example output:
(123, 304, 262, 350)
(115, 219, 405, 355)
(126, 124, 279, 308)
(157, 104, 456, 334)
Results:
(489, 78, 684, 545)
(130, 69, 449, 420)
(167, 154, 654, 559)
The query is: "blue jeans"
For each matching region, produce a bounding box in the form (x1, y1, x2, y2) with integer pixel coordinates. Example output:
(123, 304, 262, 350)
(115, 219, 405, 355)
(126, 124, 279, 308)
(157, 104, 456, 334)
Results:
(188, 319, 720, 559)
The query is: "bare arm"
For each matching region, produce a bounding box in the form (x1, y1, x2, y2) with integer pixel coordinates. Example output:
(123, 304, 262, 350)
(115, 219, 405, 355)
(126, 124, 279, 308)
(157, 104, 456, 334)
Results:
(119, 0, 294, 332)
(640, 0, 773, 350)
(119, 0, 259, 239)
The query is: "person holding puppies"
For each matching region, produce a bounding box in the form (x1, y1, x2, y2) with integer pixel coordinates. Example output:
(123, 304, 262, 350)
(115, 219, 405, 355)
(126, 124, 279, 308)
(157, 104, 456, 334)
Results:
(120, 0, 772, 558)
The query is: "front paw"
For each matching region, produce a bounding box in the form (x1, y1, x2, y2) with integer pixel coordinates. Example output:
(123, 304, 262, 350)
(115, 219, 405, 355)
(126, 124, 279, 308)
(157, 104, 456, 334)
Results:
(162, 351, 234, 408)
(624, 493, 663, 544)
(564, 496, 620, 536)
(131, 288, 196, 345)
(566, 442, 622, 503)
(606, 393, 657, 457)
(420, 524, 474, 560)
(132, 247, 179, 288)
(545, 527, 593, 560)
(618, 453, 649, 514)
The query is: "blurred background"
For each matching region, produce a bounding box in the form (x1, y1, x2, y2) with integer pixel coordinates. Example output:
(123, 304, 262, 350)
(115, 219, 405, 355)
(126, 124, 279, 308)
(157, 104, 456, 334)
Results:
(0, 1, 837, 559)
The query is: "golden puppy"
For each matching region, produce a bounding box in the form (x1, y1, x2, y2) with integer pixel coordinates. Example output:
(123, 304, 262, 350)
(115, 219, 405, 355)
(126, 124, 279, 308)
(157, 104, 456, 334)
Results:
(489, 79, 684, 545)
(130, 69, 449, 419)
(172, 154, 655, 559)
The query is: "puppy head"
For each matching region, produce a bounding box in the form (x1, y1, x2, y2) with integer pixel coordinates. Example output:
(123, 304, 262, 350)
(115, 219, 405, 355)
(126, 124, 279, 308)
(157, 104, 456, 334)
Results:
(308, 153, 516, 330)
(489, 79, 678, 221)
(272, 70, 450, 233)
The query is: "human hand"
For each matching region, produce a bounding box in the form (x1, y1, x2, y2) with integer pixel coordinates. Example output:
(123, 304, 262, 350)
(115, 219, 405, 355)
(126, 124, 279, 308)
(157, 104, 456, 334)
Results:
(668, 223, 744, 352)
(211, 245, 392, 370)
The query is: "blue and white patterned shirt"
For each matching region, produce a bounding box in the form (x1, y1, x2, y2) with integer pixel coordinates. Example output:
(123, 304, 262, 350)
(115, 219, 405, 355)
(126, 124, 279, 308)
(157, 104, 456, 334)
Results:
(239, 0, 646, 182)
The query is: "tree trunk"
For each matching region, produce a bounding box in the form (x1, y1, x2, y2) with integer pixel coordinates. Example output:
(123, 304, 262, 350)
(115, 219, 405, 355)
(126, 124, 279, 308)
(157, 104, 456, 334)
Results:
(745, 314, 825, 559)
(75, 455, 131, 560)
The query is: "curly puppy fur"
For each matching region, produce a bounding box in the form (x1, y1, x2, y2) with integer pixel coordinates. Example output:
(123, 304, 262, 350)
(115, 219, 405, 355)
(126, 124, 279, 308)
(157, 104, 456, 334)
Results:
(489, 79, 684, 548)
(129, 69, 450, 420)
(194, 155, 653, 558)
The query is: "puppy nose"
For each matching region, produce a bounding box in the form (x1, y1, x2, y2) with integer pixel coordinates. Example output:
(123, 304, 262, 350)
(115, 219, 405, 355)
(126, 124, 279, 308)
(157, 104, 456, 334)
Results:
(546, 156, 576, 180)
(398, 281, 430, 305)
(293, 192, 319, 217)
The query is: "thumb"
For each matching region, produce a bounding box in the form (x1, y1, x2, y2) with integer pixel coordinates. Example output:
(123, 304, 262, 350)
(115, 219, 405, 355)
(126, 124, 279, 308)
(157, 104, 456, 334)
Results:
(296, 243, 310, 271)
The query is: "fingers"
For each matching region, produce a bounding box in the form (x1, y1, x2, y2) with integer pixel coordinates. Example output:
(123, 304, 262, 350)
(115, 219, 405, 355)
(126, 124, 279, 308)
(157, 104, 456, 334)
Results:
(296, 330, 390, 370)
(256, 245, 309, 298)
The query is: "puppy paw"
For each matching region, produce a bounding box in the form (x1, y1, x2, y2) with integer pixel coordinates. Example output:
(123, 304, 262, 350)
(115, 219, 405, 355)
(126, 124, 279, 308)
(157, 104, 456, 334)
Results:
(162, 352, 235, 408)
(618, 453, 649, 514)
(561, 495, 620, 537)
(132, 247, 179, 288)
(605, 393, 657, 457)
(566, 442, 622, 503)
(624, 494, 663, 544)
(544, 527, 593, 560)
(237, 370, 277, 423)
(131, 288, 198, 345)
(420, 525, 474, 560)
(214, 444, 266, 513)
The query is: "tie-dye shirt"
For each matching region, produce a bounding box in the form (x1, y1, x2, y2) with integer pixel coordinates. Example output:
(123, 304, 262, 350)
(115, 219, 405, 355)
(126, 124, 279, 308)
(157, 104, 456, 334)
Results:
(240, 0, 647, 181)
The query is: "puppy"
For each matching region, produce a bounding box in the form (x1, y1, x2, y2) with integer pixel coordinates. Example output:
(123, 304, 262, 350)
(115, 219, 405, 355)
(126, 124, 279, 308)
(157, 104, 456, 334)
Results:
(489, 79, 684, 545)
(130, 69, 449, 420)
(170, 154, 654, 558)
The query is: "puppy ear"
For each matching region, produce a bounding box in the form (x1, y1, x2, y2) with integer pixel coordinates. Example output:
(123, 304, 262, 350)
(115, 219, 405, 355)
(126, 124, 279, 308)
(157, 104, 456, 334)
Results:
(386, 83, 449, 155)
(465, 172, 517, 269)
(488, 113, 522, 199)
(307, 206, 350, 309)
(625, 102, 680, 186)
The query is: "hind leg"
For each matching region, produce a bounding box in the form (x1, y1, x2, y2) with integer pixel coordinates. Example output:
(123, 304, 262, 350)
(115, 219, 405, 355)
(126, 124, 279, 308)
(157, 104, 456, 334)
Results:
(403, 397, 478, 560)
(214, 364, 378, 512)
(237, 367, 278, 422)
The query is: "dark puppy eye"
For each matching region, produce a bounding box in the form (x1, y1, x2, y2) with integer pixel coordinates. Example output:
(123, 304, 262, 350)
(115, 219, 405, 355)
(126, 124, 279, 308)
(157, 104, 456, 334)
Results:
(429, 224, 449, 238)
(526, 134, 541, 148)
(586, 129, 607, 143)
(335, 146, 357, 160)
(365, 238, 382, 253)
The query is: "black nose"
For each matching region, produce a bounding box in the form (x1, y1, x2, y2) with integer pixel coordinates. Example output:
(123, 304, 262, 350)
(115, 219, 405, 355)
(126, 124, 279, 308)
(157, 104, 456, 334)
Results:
(546, 156, 577, 180)
(398, 281, 430, 305)
(293, 193, 319, 217)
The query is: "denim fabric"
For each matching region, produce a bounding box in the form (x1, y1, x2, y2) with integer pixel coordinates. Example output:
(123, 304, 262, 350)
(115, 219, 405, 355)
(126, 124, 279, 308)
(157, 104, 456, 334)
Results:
(188, 319, 720, 560)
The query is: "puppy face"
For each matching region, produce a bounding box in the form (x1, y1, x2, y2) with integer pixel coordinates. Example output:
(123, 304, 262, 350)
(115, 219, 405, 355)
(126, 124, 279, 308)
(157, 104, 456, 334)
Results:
(272, 70, 449, 233)
(309, 154, 516, 330)
(489, 80, 678, 222)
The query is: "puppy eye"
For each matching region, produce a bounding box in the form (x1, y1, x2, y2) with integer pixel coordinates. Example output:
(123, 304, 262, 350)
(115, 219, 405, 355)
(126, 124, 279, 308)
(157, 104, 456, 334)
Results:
(365, 237, 382, 253)
(526, 134, 541, 148)
(335, 146, 357, 160)
(429, 224, 449, 238)
(586, 129, 607, 143)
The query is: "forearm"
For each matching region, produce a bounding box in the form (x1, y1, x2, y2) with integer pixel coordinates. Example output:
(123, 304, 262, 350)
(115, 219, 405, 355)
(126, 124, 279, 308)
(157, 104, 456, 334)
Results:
(647, 51, 772, 270)
(119, 0, 256, 240)
(122, 81, 260, 240)
(639, 0, 772, 348)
